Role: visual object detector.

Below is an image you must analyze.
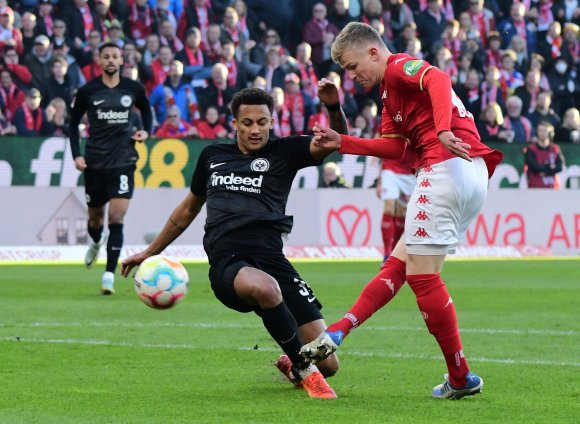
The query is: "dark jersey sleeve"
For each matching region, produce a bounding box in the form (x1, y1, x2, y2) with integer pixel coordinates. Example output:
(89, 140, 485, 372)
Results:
(190, 147, 209, 196)
(279, 135, 322, 170)
(133, 82, 152, 134)
(69, 85, 89, 159)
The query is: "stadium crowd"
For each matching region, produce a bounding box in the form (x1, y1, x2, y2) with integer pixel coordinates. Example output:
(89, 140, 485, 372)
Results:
(0, 0, 579, 147)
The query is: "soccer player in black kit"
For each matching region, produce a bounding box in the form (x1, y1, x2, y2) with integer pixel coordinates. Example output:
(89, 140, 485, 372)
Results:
(121, 88, 339, 399)
(69, 42, 152, 295)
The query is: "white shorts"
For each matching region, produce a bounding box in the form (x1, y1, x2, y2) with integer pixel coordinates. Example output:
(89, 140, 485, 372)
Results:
(405, 157, 488, 255)
(379, 169, 416, 200)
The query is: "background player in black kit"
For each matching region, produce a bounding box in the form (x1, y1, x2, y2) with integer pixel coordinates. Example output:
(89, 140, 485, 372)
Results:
(69, 42, 152, 295)
(121, 88, 339, 399)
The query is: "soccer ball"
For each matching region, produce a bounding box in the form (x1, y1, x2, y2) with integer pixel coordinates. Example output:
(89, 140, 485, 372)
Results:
(134, 255, 189, 309)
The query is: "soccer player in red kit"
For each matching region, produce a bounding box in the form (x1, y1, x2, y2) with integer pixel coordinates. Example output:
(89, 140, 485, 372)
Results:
(301, 22, 503, 399)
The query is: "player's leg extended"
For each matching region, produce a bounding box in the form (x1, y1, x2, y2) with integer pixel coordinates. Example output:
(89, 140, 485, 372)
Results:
(100, 198, 130, 294)
(234, 267, 336, 398)
(85, 206, 106, 269)
(381, 198, 397, 259)
(300, 239, 408, 362)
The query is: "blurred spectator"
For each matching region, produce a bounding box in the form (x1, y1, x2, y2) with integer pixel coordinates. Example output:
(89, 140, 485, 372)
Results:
(515, 69, 544, 116)
(1, 45, 33, 89)
(433, 46, 458, 84)
(122, 42, 150, 83)
(176, 26, 212, 82)
(503, 95, 533, 144)
(250, 28, 283, 67)
(350, 113, 373, 138)
(0, 107, 16, 136)
(307, 102, 329, 133)
(126, 0, 158, 48)
(529, 0, 556, 36)
(152, 0, 183, 22)
(283, 72, 314, 135)
(480, 65, 505, 112)
(76, 29, 103, 67)
(458, 11, 479, 41)
(20, 12, 39, 57)
(155, 105, 198, 138)
(537, 21, 563, 70)
(45, 97, 69, 137)
(93, 0, 117, 41)
(220, 6, 248, 52)
(219, 40, 247, 90)
(405, 37, 423, 59)
(455, 52, 473, 86)
(195, 105, 228, 139)
(142, 33, 161, 66)
(50, 19, 67, 48)
(178, 0, 215, 42)
(484, 31, 503, 71)
(437, 19, 462, 65)
(415, 0, 447, 57)
(146, 45, 174, 93)
(498, 2, 537, 54)
(555, 108, 580, 144)
(0, 6, 23, 56)
(195, 62, 235, 124)
(150, 59, 199, 124)
(53, 41, 86, 89)
(529, 53, 551, 92)
(12, 87, 51, 136)
(270, 86, 291, 138)
(508, 35, 528, 74)
(325, 71, 358, 121)
(82, 49, 102, 82)
(467, 0, 495, 47)
(383, 0, 414, 40)
(159, 18, 183, 53)
(554, 2, 580, 26)
(105, 19, 126, 48)
(289, 42, 318, 99)
(360, 98, 380, 136)
(40, 57, 75, 110)
(329, 0, 357, 32)
(394, 21, 417, 53)
(23, 34, 53, 91)
(0, 69, 25, 121)
(369, 18, 397, 53)
(525, 121, 565, 189)
(477, 101, 508, 143)
(202, 23, 222, 63)
(528, 91, 561, 130)
(499, 49, 524, 100)
(323, 161, 349, 188)
(303, 2, 339, 77)
(258, 47, 286, 92)
(251, 75, 266, 91)
(562, 22, 580, 70)
(36, 0, 57, 38)
(456, 69, 482, 119)
(232, 0, 256, 41)
(61, 0, 95, 49)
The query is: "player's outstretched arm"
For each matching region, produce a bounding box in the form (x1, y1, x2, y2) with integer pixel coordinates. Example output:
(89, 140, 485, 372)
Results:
(121, 192, 206, 277)
(318, 78, 349, 135)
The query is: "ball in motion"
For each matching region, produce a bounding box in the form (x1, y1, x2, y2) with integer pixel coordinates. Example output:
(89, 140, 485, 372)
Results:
(134, 255, 189, 309)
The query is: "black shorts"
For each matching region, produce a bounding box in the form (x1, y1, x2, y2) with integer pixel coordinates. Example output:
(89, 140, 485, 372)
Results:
(84, 165, 136, 208)
(208, 253, 323, 326)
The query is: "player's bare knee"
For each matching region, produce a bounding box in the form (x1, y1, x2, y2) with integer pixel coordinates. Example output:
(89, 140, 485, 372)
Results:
(317, 354, 339, 377)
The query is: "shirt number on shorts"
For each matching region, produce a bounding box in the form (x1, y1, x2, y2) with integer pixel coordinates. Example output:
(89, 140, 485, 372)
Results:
(119, 175, 129, 193)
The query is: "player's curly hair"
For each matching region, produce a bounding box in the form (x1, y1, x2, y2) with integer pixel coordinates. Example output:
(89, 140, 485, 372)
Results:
(230, 88, 274, 118)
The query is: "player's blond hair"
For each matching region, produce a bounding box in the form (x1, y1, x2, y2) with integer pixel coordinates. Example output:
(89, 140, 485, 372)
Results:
(331, 22, 384, 64)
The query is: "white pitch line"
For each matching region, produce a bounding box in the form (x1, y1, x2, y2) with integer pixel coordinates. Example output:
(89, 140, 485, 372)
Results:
(0, 322, 577, 337)
(1, 336, 578, 368)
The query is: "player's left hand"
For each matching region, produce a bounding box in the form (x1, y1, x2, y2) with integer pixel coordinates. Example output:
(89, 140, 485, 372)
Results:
(313, 122, 342, 150)
(438, 131, 472, 162)
(121, 252, 149, 278)
(132, 130, 148, 142)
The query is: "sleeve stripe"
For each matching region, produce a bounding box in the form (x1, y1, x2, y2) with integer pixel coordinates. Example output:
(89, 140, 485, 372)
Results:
(382, 133, 409, 142)
(420, 66, 435, 91)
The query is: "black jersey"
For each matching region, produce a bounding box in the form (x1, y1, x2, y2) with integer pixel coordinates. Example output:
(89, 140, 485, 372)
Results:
(69, 77, 153, 169)
(190, 137, 321, 260)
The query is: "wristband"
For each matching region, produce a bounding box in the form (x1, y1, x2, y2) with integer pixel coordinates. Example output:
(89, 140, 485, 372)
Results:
(325, 102, 341, 112)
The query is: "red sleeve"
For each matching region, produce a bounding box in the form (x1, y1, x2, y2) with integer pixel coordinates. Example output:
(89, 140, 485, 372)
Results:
(339, 135, 406, 159)
(6, 63, 32, 85)
(155, 123, 169, 138)
(421, 67, 453, 135)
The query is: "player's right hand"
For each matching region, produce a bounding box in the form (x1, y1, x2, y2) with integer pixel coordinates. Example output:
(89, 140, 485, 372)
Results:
(74, 156, 87, 171)
(438, 131, 472, 162)
(120, 252, 149, 278)
(313, 122, 342, 150)
(317, 78, 340, 106)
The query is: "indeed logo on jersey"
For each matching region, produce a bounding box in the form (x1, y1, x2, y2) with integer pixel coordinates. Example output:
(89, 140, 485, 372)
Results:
(210, 172, 263, 193)
(96, 109, 129, 124)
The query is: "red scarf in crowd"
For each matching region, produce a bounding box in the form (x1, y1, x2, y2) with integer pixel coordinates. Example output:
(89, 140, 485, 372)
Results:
(185, 86, 199, 121)
(514, 19, 527, 41)
(547, 35, 563, 58)
(23, 104, 42, 132)
(285, 92, 305, 135)
(42, 14, 54, 36)
(80, 6, 94, 40)
(221, 59, 237, 88)
(161, 35, 184, 52)
(537, 1, 554, 32)
(273, 105, 291, 137)
(485, 123, 499, 136)
(298, 62, 318, 99)
(486, 49, 503, 69)
(196, 5, 209, 42)
(307, 111, 329, 133)
(0, 83, 18, 121)
(185, 46, 204, 65)
(480, 81, 499, 110)
(129, 3, 153, 41)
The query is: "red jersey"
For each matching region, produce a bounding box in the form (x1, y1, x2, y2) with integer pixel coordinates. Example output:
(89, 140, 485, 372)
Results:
(381, 144, 416, 175)
(380, 54, 502, 176)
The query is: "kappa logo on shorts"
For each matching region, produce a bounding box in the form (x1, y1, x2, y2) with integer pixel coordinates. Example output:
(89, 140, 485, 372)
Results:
(414, 211, 429, 221)
(419, 178, 432, 188)
(251, 158, 269, 172)
(423, 165, 434, 173)
(413, 227, 430, 238)
(416, 195, 430, 204)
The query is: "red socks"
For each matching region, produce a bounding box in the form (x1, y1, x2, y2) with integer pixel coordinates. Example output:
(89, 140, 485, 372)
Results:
(407, 273, 469, 388)
(381, 213, 395, 256)
(327, 256, 406, 337)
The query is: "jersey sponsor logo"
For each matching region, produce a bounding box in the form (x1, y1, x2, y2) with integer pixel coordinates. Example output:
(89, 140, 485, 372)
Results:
(209, 162, 226, 169)
(120, 95, 132, 107)
(96, 109, 130, 124)
(251, 158, 269, 172)
(210, 171, 263, 193)
(403, 60, 424, 76)
(93, 99, 105, 105)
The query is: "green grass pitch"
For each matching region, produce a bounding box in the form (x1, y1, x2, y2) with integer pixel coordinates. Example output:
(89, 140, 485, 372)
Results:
(0, 259, 579, 423)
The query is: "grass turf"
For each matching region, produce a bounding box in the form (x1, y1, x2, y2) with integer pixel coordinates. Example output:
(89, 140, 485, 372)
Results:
(0, 259, 579, 423)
